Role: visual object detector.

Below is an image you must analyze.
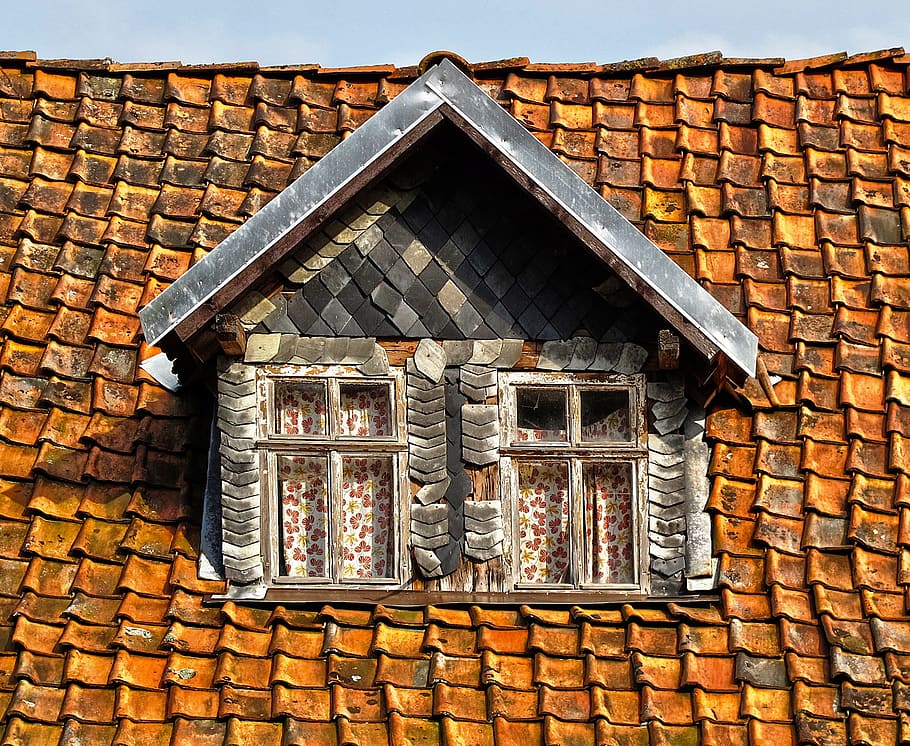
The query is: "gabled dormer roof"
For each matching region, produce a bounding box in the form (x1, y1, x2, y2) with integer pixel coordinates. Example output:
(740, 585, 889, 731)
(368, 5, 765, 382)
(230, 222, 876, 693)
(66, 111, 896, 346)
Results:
(140, 59, 757, 378)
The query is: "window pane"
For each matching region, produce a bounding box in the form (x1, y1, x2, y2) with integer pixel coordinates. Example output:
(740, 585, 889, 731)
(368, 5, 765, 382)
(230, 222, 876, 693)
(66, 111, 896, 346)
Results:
(516, 388, 568, 443)
(341, 456, 395, 579)
(339, 383, 392, 437)
(278, 455, 329, 578)
(275, 382, 327, 436)
(580, 389, 631, 442)
(516, 461, 570, 584)
(583, 462, 634, 584)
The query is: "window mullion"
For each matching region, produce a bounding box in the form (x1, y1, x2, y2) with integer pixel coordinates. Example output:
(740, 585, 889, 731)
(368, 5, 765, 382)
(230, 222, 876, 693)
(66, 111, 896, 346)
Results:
(329, 449, 342, 583)
(327, 379, 339, 439)
(570, 458, 585, 588)
(568, 384, 579, 445)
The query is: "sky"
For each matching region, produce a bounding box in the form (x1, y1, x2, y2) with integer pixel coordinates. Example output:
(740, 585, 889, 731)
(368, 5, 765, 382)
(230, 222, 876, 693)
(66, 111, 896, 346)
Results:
(4, 1, 909, 69)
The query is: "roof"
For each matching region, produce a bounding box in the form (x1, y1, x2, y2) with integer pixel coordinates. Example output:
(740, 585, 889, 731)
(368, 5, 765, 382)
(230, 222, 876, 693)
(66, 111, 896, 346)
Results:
(139, 59, 758, 378)
(0, 46, 908, 743)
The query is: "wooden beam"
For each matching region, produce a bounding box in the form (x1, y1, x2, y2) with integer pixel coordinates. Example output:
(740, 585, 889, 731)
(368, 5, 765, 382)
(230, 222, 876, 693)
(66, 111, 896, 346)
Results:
(215, 314, 247, 356)
(658, 329, 680, 369)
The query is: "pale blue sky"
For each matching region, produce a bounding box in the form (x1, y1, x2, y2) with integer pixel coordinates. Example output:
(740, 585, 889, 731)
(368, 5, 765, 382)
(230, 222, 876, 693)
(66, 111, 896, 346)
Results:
(6, 1, 909, 68)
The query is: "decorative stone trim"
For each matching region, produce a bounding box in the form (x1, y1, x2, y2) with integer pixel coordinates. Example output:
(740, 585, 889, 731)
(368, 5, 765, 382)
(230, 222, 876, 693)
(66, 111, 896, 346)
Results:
(410, 504, 449, 551)
(216, 358, 263, 585)
(440, 340, 523, 368)
(537, 338, 647, 373)
(413, 339, 446, 383)
(648, 432, 686, 593)
(243, 334, 388, 374)
(683, 406, 714, 590)
(412, 547, 443, 577)
(644, 377, 714, 595)
(460, 364, 497, 402)
(461, 404, 499, 466)
(464, 501, 504, 561)
(406, 359, 447, 485)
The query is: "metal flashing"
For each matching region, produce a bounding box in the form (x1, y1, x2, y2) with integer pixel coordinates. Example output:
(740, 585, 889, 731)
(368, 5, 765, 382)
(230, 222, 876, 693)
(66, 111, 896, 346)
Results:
(140, 59, 757, 378)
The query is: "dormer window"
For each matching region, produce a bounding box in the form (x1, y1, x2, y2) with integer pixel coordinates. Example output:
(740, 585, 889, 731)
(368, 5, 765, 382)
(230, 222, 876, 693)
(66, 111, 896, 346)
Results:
(145, 60, 757, 601)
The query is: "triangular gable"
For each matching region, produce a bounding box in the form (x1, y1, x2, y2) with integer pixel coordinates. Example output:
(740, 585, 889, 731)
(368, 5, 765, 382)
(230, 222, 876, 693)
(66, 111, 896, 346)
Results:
(140, 59, 757, 379)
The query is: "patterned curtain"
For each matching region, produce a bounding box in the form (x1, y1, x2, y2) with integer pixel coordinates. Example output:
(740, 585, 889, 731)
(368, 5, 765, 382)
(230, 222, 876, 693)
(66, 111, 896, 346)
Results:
(339, 384, 391, 437)
(278, 455, 329, 577)
(580, 408, 630, 442)
(583, 462, 634, 584)
(277, 382, 327, 436)
(580, 390, 631, 442)
(517, 426, 568, 443)
(340, 456, 394, 579)
(516, 388, 567, 443)
(516, 461, 570, 584)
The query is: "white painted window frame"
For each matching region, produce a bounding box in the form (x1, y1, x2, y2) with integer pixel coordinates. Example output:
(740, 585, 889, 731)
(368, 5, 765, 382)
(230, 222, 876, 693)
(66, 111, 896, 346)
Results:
(255, 364, 411, 588)
(498, 371, 650, 593)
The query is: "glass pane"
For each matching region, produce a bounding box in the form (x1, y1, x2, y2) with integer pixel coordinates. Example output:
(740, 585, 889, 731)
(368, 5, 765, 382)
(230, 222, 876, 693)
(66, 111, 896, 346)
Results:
(339, 383, 392, 437)
(516, 388, 568, 443)
(580, 389, 631, 442)
(583, 462, 634, 584)
(275, 381, 327, 436)
(340, 456, 395, 579)
(516, 461, 570, 584)
(278, 455, 329, 578)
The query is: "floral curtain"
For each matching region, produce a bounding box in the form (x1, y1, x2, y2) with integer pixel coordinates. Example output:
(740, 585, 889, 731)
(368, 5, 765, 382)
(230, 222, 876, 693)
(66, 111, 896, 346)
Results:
(516, 388, 567, 444)
(583, 462, 634, 584)
(580, 407, 630, 442)
(516, 461, 570, 584)
(277, 382, 327, 436)
(580, 390, 631, 442)
(339, 384, 391, 437)
(279, 455, 329, 577)
(340, 456, 394, 579)
(517, 426, 568, 443)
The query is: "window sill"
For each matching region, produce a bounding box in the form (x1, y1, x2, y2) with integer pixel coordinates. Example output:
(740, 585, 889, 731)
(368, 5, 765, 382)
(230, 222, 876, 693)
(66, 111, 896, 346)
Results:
(209, 587, 720, 607)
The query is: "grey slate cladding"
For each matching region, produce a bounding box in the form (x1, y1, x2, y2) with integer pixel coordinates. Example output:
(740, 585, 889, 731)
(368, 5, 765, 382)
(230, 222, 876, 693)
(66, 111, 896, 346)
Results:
(406, 359, 447, 485)
(216, 359, 263, 585)
(463, 500, 505, 562)
(644, 376, 707, 596)
(250, 137, 643, 343)
(460, 364, 497, 402)
(461, 404, 500, 467)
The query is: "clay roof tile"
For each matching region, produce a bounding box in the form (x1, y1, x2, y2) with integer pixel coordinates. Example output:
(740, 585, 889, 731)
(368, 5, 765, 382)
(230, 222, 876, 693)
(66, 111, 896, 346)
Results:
(475, 651, 530, 691)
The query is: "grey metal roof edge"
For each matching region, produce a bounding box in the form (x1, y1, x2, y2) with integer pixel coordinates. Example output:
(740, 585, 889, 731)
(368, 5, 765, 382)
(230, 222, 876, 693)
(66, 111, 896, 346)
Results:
(139, 75, 446, 346)
(141, 58, 757, 378)
(426, 61, 757, 378)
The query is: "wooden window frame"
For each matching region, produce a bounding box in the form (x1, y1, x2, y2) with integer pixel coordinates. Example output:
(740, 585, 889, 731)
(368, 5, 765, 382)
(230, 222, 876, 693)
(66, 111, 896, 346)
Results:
(499, 371, 650, 593)
(256, 364, 410, 589)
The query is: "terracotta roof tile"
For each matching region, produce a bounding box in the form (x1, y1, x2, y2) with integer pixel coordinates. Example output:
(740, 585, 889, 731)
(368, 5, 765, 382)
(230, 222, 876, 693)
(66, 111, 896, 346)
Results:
(3, 49, 910, 739)
(424, 624, 474, 656)
(326, 654, 376, 690)
(632, 652, 682, 689)
(270, 685, 331, 722)
(533, 652, 584, 690)
(218, 684, 272, 719)
(482, 651, 535, 688)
